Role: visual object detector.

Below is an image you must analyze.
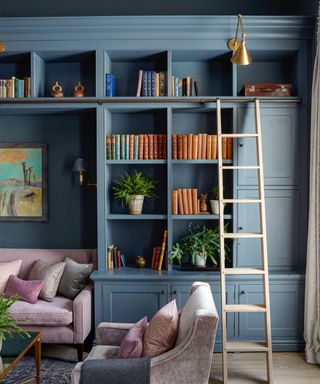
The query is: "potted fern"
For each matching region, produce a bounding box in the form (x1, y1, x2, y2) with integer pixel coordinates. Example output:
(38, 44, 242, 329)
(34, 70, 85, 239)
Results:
(0, 295, 29, 352)
(112, 170, 158, 214)
(210, 186, 220, 215)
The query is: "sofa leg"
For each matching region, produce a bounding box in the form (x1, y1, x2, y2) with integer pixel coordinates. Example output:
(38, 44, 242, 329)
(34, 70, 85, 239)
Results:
(77, 343, 84, 362)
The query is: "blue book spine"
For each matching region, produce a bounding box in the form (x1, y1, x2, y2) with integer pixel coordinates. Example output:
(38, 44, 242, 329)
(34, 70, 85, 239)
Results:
(120, 254, 126, 267)
(115, 135, 120, 160)
(142, 71, 147, 97)
(175, 77, 179, 97)
(147, 71, 152, 97)
(151, 71, 156, 97)
(134, 135, 139, 160)
(125, 135, 129, 160)
(106, 73, 116, 96)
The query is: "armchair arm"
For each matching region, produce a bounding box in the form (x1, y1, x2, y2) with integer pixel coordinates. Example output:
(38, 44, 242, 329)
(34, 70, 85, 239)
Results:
(73, 283, 93, 344)
(96, 322, 133, 346)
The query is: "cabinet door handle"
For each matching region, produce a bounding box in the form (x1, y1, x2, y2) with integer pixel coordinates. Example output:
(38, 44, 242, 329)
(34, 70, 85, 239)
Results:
(161, 290, 166, 295)
(239, 143, 244, 147)
(172, 290, 177, 295)
(240, 290, 246, 295)
(238, 226, 243, 230)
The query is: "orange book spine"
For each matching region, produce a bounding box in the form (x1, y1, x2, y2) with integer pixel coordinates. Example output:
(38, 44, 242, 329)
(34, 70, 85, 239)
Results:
(172, 134, 178, 160)
(201, 133, 207, 159)
(187, 189, 193, 214)
(182, 134, 188, 160)
(178, 189, 184, 214)
(182, 188, 190, 214)
(158, 134, 163, 159)
(148, 134, 154, 160)
(138, 134, 144, 160)
(143, 134, 149, 159)
(158, 230, 168, 271)
(129, 134, 134, 160)
(222, 137, 227, 159)
(187, 134, 193, 159)
(192, 189, 198, 214)
(227, 138, 233, 159)
(207, 135, 212, 159)
(192, 135, 198, 159)
(211, 135, 217, 159)
(153, 134, 158, 159)
(162, 134, 167, 159)
(198, 134, 202, 159)
(172, 190, 178, 215)
(178, 134, 183, 160)
(151, 247, 157, 269)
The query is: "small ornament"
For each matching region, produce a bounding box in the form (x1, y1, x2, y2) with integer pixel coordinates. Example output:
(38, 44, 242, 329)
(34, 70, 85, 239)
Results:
(73, 81, 85, 97)
(200, 193, 209, 214)
(51, 81, 64, 97)
(135, 256, 146, 268)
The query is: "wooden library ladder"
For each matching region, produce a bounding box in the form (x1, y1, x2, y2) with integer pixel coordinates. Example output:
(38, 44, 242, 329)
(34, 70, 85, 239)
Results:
(217, 98, 273, 384)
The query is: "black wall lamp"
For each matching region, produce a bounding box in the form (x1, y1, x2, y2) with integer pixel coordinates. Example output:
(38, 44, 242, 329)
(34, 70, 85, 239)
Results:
(72, 158, 96, 187)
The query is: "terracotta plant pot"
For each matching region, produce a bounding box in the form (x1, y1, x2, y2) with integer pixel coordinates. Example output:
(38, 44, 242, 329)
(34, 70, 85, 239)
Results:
(210, 200, 219, 215)
(128, 195, 145, 215)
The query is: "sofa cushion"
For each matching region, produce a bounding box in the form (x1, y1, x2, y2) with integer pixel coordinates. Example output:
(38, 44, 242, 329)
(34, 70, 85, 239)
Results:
(5, 275, 44, 304)
(9, 295, 73, 326)
(58, 256, 93, 300)
(118, 316, 147, 358)
(143, 300, 178, 358)
(29, 260, 66, 301)
(0, 259, 22, 293)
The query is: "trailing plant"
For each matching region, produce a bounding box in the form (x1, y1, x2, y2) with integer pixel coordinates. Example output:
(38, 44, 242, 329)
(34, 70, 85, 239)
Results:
(112, 170, 158, 206)
(0, 295, 30, 340)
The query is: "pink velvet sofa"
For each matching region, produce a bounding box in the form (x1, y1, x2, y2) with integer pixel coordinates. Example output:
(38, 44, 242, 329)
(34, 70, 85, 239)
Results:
(1, 248, 96, 361)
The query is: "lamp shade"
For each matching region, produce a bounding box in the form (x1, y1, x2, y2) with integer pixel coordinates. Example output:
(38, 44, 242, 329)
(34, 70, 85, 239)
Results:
(231, 37, 252, 66)
(72, 158, 88, 172)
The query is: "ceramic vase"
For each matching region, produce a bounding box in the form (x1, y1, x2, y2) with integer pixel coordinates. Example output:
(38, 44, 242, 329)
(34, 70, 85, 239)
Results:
(128, 195, 145, 215)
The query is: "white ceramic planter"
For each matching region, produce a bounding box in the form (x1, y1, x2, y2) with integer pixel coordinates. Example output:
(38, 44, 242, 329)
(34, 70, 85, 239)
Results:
(210, 200, 219, 215)
(194, 252, 207, 267)
(128, 195, 145, 215)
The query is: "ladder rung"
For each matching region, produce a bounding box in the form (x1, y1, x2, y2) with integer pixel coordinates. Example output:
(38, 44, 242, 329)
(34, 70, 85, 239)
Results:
(222, 199, 262, 204)
(221, 133, 258, 138)
(224, 304, 267, 313)
(223, 232, 263, 239)
(224, 268, 266, 275)
(225, 342, 270, 352)
(222, 165, 260, 170)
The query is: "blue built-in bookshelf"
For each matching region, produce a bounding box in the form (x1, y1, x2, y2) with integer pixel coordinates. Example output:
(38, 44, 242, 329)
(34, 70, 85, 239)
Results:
(0, 15, 313, 352)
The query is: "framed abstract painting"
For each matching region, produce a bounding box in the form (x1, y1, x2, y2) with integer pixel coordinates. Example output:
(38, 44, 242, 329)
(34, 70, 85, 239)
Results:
(0, 143, 48, 221)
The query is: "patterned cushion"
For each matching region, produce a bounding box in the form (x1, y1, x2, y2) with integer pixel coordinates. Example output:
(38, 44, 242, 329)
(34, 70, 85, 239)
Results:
(29, 260, 65, 302)
(118, 316, 147, 358)
(0, 259, 22, 293)
(143, 300, 179, 358)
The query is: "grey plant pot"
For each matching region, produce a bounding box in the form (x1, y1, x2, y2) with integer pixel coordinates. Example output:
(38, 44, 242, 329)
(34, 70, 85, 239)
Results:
(128, 195, 145, 215)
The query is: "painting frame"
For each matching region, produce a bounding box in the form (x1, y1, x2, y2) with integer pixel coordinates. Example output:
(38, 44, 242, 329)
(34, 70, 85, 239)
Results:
(0, 143, 48, 222)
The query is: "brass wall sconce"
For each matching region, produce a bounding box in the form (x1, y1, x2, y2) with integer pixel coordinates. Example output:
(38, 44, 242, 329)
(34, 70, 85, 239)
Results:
(72, 158, 96, 187)
(0, 42, 5, 53)
(228, 14, 252, 66)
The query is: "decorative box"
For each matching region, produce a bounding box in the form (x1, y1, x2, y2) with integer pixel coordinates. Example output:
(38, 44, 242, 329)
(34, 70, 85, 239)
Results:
(242, 83, 293, 97)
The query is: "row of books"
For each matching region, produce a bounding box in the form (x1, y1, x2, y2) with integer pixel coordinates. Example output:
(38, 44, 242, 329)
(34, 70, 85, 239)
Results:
(172, 188, 202, 215)
(106, 244, 126, 269)
(0, 77, 31, 98)
(106, 134, 167, 160)
(136, 70, 167, 97)
(172, 134, 233, 160)
(171, 76, 198, 97)
(151, 230, 168, 271)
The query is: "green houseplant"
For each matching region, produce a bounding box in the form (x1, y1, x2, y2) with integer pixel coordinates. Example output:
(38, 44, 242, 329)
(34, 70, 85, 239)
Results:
(112, 170, 158, 214)
(170, 224, 223, 267)
(0, 295, 29, 352)
(210, 186, 220, 215)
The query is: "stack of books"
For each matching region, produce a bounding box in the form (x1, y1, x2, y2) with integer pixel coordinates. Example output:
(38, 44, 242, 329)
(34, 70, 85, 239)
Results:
(0, 77, 31, 98)
(106, 134, 167, 160)
(106, 244, 126, 269)
(172, 188, 202, 215)
(151, 230, 167, 271)
(136, 70, 167, 97)
(171, 76, 198, 96)
(172, 134, 233, 160)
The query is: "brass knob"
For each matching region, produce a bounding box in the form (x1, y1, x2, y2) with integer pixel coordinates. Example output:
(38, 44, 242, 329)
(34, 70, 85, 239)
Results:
(172, 290, 177, 295)
(161, 290, 165, 295)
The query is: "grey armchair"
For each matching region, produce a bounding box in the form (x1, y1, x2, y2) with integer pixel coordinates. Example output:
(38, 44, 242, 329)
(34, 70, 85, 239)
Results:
(72, 281, 219, 384)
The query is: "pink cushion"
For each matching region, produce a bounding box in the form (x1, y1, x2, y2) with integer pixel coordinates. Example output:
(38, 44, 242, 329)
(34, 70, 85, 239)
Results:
(143, 300, 179, 358)
(9, 296, 73, 326)
(5, 275, 44, 304)
(0, 259, 22, 293)
(118, 316, 147, 358)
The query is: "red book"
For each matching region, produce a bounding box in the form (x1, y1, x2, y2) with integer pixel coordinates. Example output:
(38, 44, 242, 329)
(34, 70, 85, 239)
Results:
(162, 134, 167, 159)
(143, 134, 149, 159)
(151, 247, 157, 269)
(158, 134, 163, 159)
(172, 134, 178, 160)
(117, 250, 121, 268)
(148, 134, 154, 160)
(153, 134, 158, 159)
(154, 247, 161, 270)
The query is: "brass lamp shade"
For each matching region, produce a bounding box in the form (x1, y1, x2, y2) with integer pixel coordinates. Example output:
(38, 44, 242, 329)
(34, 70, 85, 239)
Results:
(231, 38, 252, 66)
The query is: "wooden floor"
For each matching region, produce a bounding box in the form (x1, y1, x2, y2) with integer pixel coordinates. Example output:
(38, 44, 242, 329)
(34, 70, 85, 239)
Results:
(210, 352, 320, 383)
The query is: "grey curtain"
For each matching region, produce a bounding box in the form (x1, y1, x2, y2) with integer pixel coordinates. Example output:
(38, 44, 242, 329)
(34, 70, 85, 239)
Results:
(304, 7, 320, 365)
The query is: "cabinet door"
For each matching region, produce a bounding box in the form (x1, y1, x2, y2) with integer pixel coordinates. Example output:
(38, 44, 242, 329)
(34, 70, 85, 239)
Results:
(238, 282, 304, 342)
(236, 189, 300, 269)
(171, 283, 235, 343)
(99, 283, 168, 323)
(237, 107, 299, 186)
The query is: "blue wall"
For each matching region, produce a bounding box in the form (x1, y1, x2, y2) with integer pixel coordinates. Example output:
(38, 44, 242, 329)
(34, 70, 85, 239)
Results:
(0, 0, 317, 17)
